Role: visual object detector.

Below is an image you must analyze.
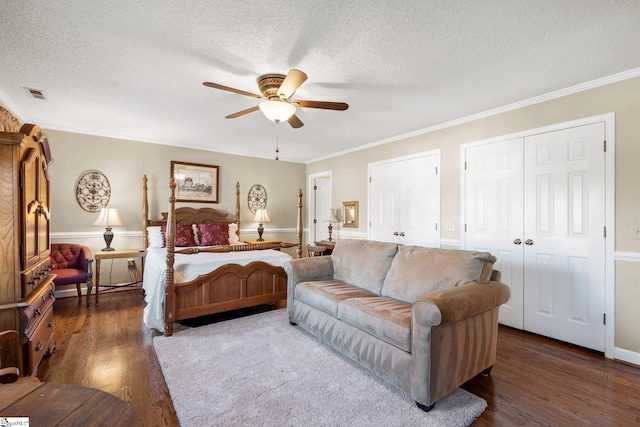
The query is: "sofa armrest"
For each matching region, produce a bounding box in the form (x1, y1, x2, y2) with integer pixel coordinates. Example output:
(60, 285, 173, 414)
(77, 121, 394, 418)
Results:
(410, 281, 510, 407)
(413, 281, 511, 327)
(284, 256, 334, 287)
(285, 256, 334, 310)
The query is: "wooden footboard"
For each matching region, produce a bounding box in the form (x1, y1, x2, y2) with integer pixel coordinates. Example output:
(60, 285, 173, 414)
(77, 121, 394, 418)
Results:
(164, 261, 287, 335)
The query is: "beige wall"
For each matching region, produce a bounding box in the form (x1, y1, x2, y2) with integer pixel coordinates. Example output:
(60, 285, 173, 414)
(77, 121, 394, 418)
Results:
(46, 130, 306, 287)
(307, 75, 640, 356)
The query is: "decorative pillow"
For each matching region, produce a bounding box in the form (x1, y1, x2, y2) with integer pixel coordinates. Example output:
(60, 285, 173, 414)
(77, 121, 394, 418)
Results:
(147, 226, 164, 248)
(228, 223, 240, 245)
(198, 223, 230, 246)
(161, 223, 198, 247)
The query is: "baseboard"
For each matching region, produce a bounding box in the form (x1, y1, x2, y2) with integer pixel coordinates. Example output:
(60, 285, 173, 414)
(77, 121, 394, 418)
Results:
(54, 284, 138, 299)
(614, 347, 640, 367)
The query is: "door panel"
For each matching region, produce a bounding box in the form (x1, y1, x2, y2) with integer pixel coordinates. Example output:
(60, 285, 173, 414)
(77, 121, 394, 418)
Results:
(370, 161, 399, 243)
(522, 123, 605, 351)
(464, 138, 524, 328)
(314, 176, 331, 241)
(369, 154, 440, 246)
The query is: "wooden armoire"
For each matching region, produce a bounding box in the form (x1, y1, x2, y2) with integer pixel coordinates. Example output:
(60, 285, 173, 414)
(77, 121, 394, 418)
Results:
(0, 106, 56, 377)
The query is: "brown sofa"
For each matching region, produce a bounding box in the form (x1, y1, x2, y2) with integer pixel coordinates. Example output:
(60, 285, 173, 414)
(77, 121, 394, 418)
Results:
(284, 239, 510, 411)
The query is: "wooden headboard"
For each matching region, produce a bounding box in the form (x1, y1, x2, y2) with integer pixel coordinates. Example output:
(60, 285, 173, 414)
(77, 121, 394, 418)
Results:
(142, 175, 240, 248)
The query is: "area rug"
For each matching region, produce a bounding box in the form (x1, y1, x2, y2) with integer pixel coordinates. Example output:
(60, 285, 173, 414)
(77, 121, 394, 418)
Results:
(153, 309, 487, 427)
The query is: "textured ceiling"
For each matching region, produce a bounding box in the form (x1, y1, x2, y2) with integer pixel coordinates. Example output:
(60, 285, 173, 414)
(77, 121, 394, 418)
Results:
(2, 1, 640, 163)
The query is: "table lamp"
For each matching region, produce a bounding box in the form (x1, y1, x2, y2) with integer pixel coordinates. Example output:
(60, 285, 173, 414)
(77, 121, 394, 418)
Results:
(322, 209, 338, 242)
(93, 207, 123, 251)
(252, 208, 271, 241)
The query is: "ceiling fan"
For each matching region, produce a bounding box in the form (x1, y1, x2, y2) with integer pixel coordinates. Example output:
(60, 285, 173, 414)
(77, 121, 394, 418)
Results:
(203, 69, 348, 128)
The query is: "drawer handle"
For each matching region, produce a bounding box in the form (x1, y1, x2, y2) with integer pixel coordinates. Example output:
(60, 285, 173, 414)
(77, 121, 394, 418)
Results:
(35, 341, 43, 351)
(50, 290, 55, 299)
(48, 319, 54, 328)
(35, 308, 41, 317)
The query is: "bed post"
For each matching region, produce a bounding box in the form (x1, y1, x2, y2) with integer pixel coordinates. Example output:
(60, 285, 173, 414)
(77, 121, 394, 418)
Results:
(235, 182, 241, 241)
(296, 189, 303, 258)
(142, 175, 149, 249)
(164, 178, 177, 337)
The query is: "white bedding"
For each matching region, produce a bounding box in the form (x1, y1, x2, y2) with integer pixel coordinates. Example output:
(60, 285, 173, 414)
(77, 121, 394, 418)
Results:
(142, 247, 292, 332)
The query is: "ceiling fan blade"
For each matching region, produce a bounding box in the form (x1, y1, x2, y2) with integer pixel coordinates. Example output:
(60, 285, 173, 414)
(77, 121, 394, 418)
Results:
(203, 82, 263, 99)
(277, 69, 308, 99)
(225, 105, 260, 119)
(287, 114, 304, 128)
(294, 100, 349, 111)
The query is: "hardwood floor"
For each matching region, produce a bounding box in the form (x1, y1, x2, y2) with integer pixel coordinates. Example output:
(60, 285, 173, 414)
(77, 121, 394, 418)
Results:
(39, 291, 640, 426)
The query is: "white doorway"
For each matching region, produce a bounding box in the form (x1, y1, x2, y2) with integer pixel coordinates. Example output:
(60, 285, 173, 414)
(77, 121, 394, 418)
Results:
(368, 151, 441, 247)
(308, 172, 332, 243)
(462, 114, 614, 355)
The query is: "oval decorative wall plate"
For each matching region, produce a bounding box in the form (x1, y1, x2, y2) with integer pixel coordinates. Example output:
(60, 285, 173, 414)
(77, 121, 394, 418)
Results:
(247, 184, 267, 214)
(76, 169, 111, 212)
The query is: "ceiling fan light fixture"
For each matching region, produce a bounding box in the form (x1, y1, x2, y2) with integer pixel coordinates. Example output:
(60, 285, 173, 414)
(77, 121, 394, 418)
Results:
(259, 100, 296, 123)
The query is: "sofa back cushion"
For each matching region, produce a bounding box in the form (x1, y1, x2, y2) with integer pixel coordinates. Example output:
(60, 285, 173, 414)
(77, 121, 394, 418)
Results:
(381, 246, 496, 303)
(332, 239, 398, 295)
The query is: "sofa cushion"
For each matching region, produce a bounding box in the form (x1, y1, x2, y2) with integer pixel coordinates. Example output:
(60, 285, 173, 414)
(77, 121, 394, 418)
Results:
(381, 246, 496, 303)
(295, 280, 377, 317)
(338, 297, 412, 352)
(332, 240, 398, 295)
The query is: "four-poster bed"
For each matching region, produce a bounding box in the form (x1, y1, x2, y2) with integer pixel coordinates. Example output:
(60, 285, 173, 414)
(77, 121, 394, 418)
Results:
(142, 175, 303, 336)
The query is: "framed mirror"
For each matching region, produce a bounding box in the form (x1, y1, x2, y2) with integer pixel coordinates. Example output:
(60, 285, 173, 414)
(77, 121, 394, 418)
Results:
(342, 201, 358, 228)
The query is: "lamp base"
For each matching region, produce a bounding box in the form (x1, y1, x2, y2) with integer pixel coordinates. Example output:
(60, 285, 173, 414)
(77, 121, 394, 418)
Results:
(102, 227, 115, 251)
(327, 223, 334, 242)
(257, 223, 265, 241)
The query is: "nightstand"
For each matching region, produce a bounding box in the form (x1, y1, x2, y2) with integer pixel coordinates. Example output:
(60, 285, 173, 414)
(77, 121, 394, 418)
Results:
(314, 240, 336, 254)
(243, 239, 282, 245)
(94, 249, 146, 305)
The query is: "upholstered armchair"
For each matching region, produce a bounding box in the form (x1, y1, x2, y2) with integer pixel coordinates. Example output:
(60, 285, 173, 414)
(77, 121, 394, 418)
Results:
(50, 243, 93, 306)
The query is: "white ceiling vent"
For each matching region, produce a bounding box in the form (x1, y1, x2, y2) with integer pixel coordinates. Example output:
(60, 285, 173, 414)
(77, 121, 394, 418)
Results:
(25, 87, 46, 100)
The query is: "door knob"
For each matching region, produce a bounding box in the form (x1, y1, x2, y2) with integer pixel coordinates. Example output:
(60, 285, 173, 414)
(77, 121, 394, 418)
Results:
(393, 231, 399, 236)
(525, 239, 534, 246)
(513, 239, 522, 245)
(399, 232, 405, 237)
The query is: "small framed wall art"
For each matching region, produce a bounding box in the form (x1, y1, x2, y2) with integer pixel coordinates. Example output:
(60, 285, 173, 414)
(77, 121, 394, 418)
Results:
(170, 161, 219, 203)
(342, 201, 358, 228)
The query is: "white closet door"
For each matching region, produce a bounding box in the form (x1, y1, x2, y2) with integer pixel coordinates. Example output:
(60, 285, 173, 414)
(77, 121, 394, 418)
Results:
(369, 161, 399, 243)
(463, 122, 606, 351)
(522, 123, 606, 351)
(369, 153, 440, 246)
(400, 155, 440, 247)
(464, 138, 525, 329)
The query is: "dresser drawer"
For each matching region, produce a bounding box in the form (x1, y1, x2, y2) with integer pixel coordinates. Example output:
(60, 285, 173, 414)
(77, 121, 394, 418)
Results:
(20, 276, 55, 337)
(22, 257, 52, 296)
(24, 303, 54, 376)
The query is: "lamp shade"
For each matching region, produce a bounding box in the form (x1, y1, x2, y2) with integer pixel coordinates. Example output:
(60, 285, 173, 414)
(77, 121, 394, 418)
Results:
(252, 208, 271, 223)
(93, 208, 123, 227)
(322, 209, 338, 222)
(259, 100, 296, 123)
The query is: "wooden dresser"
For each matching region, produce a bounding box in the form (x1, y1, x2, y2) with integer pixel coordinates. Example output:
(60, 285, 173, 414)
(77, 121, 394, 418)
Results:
(0, 108, 56, 377)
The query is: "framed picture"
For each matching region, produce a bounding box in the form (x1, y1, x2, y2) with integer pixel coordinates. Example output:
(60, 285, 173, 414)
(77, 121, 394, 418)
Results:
(170, 161, 219, 203)
(342, 201, 358, 228)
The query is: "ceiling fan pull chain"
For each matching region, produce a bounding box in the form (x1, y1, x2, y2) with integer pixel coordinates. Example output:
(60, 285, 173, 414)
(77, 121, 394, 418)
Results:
(275, 125, 280, 161)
